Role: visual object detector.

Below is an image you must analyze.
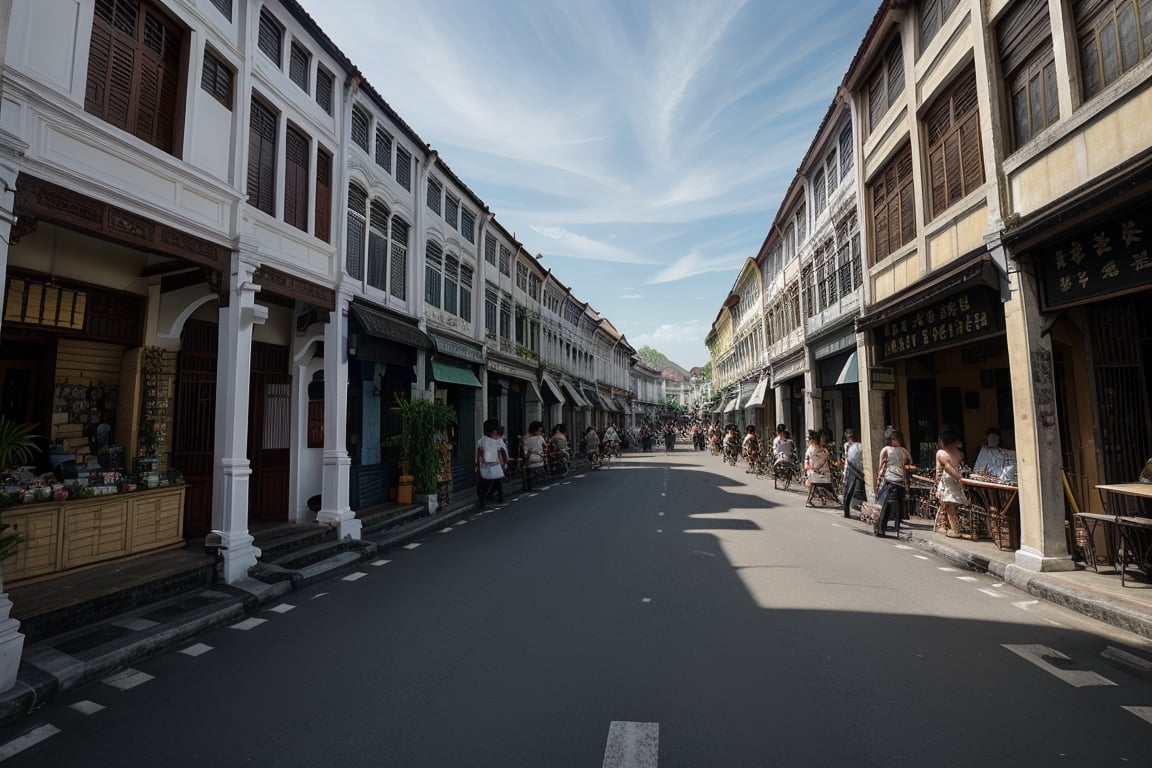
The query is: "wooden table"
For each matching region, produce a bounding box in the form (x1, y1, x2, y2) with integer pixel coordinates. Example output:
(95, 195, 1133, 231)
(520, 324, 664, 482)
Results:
(1075, 512, 1121, 570)
(962, 476, 1020, 550)
(1095, 484, 1152, 585)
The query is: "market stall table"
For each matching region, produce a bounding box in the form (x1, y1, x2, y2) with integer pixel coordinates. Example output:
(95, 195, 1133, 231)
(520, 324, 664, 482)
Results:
(961, 476, 1020, 550)
(1095, 483, 1152, 586)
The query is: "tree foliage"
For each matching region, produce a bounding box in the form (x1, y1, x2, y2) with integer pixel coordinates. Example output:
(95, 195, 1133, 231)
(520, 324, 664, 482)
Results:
(637, 346, 671, 370)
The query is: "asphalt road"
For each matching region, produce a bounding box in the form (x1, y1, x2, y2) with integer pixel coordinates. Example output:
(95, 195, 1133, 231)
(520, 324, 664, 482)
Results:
(3, 448, 1152, 767)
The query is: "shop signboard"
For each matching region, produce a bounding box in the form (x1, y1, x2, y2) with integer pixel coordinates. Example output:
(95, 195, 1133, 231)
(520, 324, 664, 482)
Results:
(869, 367, 896, 391)
(875, 288, 1002, 362)
(1039, 214, 1152, 309)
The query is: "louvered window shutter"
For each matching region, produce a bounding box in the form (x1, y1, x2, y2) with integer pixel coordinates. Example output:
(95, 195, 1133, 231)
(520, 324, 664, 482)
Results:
(284, 125, 309, 231)
(390, 218, 408, 300)
(247, 99, 277, 215)
(346, 184, 367, 280)
(315, 148, 332, 243)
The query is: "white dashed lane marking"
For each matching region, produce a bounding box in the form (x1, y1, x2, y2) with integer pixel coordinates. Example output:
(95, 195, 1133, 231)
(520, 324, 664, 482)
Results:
(342, 572, 368, 582)
(938, 566, 960, 572)
(602, 721, 659, 768)
(1123, 706, 1152, 726)
(403, 543, 422, 550)
(1003, 644, 1117, 687)
(0, 724, 61, 761)
(267, 603, 295, 614)
(69, 700, 105, 716)
(1013, 600, 1039, 611)
(102, 668, 155, 690)
(230, 617, 267, 631)
(370, 560, 391, 567)
(179, 643, 213, 657)
(913, 555, 929, 560)
(977, 588, 1005, 598)
(956, 576, 980, 583)
(438, 527, 453, 534)
(311, 592, 328, 600)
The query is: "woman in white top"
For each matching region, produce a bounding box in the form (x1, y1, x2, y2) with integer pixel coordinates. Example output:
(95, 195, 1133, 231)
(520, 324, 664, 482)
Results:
(874, 429, 911, 537)
(804, 429, 834, 507)
(521, 421, 546, 491)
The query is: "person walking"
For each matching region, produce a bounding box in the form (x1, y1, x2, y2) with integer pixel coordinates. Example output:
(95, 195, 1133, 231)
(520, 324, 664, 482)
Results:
(476, 419, 507, 508)
(583, 425, 601, 468)
(804, 429, 834, 507)
(935, 426, 968, 538)
(874, 430, 911, 537)
(841, 429, 864, 519)
(663, 423, 676, 453)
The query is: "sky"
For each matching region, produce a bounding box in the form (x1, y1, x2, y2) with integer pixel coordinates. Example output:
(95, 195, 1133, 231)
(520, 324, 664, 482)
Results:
(300, 0, 880, 369)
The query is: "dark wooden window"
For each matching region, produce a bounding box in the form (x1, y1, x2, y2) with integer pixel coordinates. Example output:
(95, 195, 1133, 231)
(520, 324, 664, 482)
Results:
(209, 0, 232, 20)
(461, 207, 476, 243)
(1073, 0, 1152, 100)
(484, 233, 497, 265)
(283, 124, 309, 232)
(390, 217, 408, 300)
(499, 244, 511, 276)
(258, 8, 282, 65)
(85, 0, 184, 155)
(813, 169, 826, 217)
(426, 176, 442, 214)
(459, 264, 473, 320)
(395, 146, 412, 190)
(925, 67, 983, 218)
(839, 124, 853, 180)
(315, 147, 332, 242)
(443, 255, 459, 315)
(368, 201, 388, 292)
(869, 144, 915, 263)
(247, 97, 277, 216)
(999, 0, 1058, 151)
(289, 41, 310, 93)
(921, 0, 960, 50)
(445, 192, 459, 229)
(316, 67, 333, 114)
(351, 106, 370, 152)
(375, 128, 392, 173)
(201, 49, 232, 109)
(867, 38, 905, 134)
(346, 183, 367, 280)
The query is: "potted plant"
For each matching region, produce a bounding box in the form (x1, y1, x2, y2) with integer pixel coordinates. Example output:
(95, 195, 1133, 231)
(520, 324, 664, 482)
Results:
(0, 416, 39, 692)
(393, 395, 456, 514)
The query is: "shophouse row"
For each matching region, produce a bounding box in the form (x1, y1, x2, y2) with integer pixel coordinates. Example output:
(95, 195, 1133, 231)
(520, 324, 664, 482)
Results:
(706, 0, 1152, 573)
(0, 0, 666, 597)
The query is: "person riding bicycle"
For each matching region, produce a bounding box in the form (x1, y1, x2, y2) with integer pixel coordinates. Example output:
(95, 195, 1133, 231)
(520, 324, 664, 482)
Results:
(603, 424, 620, 457)
(741, 425, 761, 473)
(773, 429, 796, 467)
(722, 425, 740, 464)
(584, 425, 601, 467)
(521, 421, 547, 491)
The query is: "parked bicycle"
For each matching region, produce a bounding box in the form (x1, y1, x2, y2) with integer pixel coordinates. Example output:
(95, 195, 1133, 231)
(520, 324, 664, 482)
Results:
(773, 458, 800, 491)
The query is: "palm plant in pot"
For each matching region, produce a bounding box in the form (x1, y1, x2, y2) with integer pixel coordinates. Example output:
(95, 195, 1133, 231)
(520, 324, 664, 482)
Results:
(0, 416, 39, 693)
(393, 395, 456, 513)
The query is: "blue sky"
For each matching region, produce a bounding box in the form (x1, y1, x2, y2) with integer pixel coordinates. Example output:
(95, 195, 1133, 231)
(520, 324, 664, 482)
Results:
(301, 0, 879, 369)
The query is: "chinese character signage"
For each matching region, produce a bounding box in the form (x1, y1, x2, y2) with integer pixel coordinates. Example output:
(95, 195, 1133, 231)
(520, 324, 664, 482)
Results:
(875, 288, 1002, 363)
(1040, 215, 1152, 309)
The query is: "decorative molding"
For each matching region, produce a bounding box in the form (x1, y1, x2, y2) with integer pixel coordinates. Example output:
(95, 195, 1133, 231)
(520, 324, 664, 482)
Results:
(14, 175, 230, 271)
(254, 265, 336, 311)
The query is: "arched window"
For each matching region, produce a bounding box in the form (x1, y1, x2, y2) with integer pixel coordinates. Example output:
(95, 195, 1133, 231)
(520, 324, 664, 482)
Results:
(346, 183, 367, 280)
(368, 201, 389, 291)
(389, 216, 409, 300)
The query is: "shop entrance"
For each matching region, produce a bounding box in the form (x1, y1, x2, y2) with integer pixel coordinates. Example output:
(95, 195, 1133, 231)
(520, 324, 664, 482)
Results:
(248, 342, 291, 524)
(0, 339, 53, 430)
(907, 379, 938, 469)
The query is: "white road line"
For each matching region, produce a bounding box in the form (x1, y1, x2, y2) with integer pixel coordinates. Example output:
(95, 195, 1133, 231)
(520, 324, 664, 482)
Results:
(180, 643, 214, 657)
(1003, 644, 1117, 687)
(0, 724, 61, 762)
(311, 592, 328, 600)
(1012, 601, 1040, 611)
(977, 588, 1005, 598)
(403, 543, 422, 550)
(1103, 647, 1152, 673)
(267, 603, 295, 614)
(938, 567, 959, 572)
(455, 520, 468, 525)
(1122, 706, 1152, 726)
(342, 572, 368, 582)
(956, 576, 980, 583)
(894, 544, 914, 550)
(913, 555, 929, 560)
(602, 721, 659, 768)
(438, 527, 453, 534)
(70, 700, 105, 716)
(102, 668, 155, 690)
(641, 598, 652, 603)
(230, 617, 267, 631)
(370, 560, 391, 567)
(656, 529, 663, 533)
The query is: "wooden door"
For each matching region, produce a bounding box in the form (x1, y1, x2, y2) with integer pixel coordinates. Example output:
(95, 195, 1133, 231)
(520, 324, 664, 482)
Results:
(173, 321, 217, 535)
(249, 342, 291, 523)
(907, 379, 939, 469)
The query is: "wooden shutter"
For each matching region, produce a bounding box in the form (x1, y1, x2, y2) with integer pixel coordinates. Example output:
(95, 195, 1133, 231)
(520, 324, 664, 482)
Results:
(926, 68, 982, 217)
(258, 9, 282, 64)
(283, 125, 309, 231)
(315, 147, 332, 242)
(999, 0, 1051, 75)
(85, 0, 182, 155)
(201, 51, 233, 109)
(346, 184, 367, 280)
(316, 68, 333, 114)
(390, 217, 408, 300)
(897, 149, 916, 245)
(247, 98, 277, 215)
(289, 42, 309, 92)
(886, 40, 904, 107)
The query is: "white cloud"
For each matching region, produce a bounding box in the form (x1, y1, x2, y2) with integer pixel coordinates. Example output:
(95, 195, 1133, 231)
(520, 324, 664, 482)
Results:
(529, 225, 656, 264)
(618, 293, 644, 300)
(632, 320, 709, 355)
(646, 249, 749, 285)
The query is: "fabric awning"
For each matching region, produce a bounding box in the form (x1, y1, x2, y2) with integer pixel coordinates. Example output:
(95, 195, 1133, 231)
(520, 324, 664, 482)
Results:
(724, 397, 741, 412)
(561, 380, 591, 409)
(835, 350, 859, 385)
(431, 359, 482, 387)
(541, 373, 566, 403)
(597, 393, 618, 412)
(350, 302, 433, 349)
(614, 398, 632, 414)
(743, 377, 770, 408)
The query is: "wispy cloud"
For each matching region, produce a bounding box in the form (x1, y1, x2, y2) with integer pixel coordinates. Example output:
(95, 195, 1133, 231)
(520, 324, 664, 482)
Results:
(632, 320, 708, 349)
(299, 0, 878, 361)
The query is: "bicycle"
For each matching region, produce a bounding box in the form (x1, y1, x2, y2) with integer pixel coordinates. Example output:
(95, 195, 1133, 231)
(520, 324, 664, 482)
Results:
(773, 458, 799, 491)
(545, 448, 570, 480)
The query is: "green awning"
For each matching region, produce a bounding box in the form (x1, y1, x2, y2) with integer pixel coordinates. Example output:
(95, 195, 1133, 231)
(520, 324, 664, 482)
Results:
(835, 350, 859, 386)
(432, 359, 482, 387)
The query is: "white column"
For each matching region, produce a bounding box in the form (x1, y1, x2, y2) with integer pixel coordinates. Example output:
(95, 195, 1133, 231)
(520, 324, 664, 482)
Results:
(212, 257, 267, 583)
(317, 300, 360, 539)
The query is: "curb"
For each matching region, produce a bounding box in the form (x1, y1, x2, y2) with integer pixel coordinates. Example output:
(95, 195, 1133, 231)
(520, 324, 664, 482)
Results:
(906, 532, 1152, 641)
